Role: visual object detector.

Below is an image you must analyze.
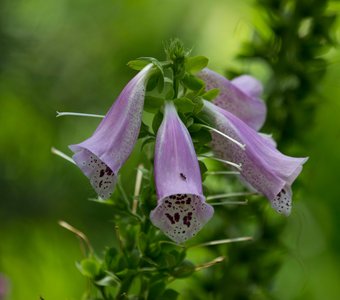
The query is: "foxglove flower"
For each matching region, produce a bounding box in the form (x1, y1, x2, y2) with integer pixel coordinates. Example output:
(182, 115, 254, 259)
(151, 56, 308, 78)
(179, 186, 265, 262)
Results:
(69, 64, 153, 199)
(198, 68, 266, 130)
(150, 102, 214, 243)
(202, 100, 308, 215)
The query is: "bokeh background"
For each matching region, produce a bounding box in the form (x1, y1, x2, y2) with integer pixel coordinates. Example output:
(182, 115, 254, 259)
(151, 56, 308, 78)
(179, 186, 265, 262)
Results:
(0, 0, 339, 299)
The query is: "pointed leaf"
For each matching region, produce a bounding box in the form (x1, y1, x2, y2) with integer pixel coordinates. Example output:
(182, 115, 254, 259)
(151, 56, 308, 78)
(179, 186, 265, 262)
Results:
(182, 74, 205, 91)
(174, 97, 196, 113)
(144, 96, 164, 113)
(202, 88, 220, 101)
(185, 56, 209, 73)
(127, 59, 150, 70)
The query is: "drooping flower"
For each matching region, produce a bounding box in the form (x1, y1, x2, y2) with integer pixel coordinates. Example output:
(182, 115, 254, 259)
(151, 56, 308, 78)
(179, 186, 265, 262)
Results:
(150, 102, 214, 243)
(69, 64, 153, 199)
(198, 68, 266, 130)
(201, 100, 308, 215)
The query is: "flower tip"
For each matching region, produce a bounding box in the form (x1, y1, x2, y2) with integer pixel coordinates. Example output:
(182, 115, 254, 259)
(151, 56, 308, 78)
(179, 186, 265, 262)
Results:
(271, 186, 292, 216)
(71, 148, 117, 200)
(150, 194, 214, 243)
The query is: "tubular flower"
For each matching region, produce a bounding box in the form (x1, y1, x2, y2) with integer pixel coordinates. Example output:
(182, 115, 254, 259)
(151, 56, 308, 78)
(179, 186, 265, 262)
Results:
(150, 102, 214, 243)
(202, 100, 308, 216)
(198, 68, 266, 130)
(69, 64, 153, 199)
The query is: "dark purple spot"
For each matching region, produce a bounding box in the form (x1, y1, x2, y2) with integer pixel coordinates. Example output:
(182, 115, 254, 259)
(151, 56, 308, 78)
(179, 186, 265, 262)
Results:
(105, 166, 113, 175)
(99, 180, 103, 187)
(99, 169, 105, 177)
(165, 213, 175, 224)
(282, 189, 286, 194)
(174, 213, 180, 222)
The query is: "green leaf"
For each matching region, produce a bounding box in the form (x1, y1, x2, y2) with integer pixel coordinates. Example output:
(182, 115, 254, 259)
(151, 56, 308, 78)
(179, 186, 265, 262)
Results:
(127, 249, 140, 268)
(141, 136, 155, 150)
(138, 57, 164, 76)
(148, 281, 166, 300)
(138, 121, 152, 138)
(138, 232, 148, 254)
(185, 56, 209, 73)
(104, 247, 118, 269)
(171, 260, 195, 278)
(174, 97, 196, 113)
(199, 160, 208, 180)
(157, 73, 165, 93)
(95, 274, 119, 286)
(185, 117, 194, 128)
(152, 111, 163, 134)
(195, 145, 211, 155)
(127, 59, 150, 71)
(144, 96, 164, 113)
(146, 72, 160, 91)
(202, 88, 220, 100)
(188, 123, 202, 133)
(192, 97, 204, 114)
(182, 74, 205, 91)
(161, 289, 180, 300)
(191, 129, 211, 145)
(78, 258, 100, 278)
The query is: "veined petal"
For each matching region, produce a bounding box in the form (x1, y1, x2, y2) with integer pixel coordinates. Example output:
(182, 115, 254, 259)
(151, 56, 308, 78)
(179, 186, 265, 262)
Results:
(69, 64, 153, 199)
(150, 102, 213, 243)
(202, 100, 308, 215)
(198, 68, 266, 130)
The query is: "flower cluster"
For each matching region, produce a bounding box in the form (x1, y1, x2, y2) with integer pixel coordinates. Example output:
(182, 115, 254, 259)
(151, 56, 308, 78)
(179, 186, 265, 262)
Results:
(67, 45, 307, 243)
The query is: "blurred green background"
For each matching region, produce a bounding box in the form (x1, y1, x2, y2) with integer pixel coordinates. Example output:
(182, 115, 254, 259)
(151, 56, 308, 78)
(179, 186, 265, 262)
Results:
(0, 0, 339, 299)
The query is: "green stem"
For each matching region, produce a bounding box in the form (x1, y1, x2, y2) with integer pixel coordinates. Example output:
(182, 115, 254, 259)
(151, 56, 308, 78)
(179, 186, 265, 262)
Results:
(99, 286, 109, 300)
(115, 273, 135, 300)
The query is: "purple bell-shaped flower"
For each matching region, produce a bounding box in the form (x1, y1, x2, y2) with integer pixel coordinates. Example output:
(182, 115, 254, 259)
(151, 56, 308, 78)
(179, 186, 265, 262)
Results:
(69, 64, 153, 199)
(150, 102, 214, 243)
(202, 100, 308, 216)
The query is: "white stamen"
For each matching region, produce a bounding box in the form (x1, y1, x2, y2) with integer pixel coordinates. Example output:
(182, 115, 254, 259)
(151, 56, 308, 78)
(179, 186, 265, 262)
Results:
(210, 200, 248, 206)
(207, 192, 257, 201)
(205, 171, 240, 176)
(51, 147, 76, 165)
(56, 111, 105, 118)
(199, 155, 242, 171)
(200, 124, 246, 150)
(132, 165, 144, 214)
(195, 256, 225, 271)
(189, 236, 253, 249)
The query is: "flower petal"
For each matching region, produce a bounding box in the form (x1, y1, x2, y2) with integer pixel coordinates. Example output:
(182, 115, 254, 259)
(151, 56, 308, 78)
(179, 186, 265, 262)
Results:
(150, 194, 213, 243)
(202, 101, 307, 215)
(150, 102, 213, 242)
(271, 185, 292, 216)
(69, 64, 153, 199)
(153, 102, 203, 198)
(231, 75, 263, 99)
(198, 68, 266, 130)
(72, 149, 117, 199)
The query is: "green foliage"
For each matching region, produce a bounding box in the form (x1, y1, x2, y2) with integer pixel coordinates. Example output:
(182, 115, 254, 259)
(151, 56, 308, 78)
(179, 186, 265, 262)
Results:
(185, 56, 209, 74)
(237, 0, 338, 145)
(1, 0, 339, 299)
